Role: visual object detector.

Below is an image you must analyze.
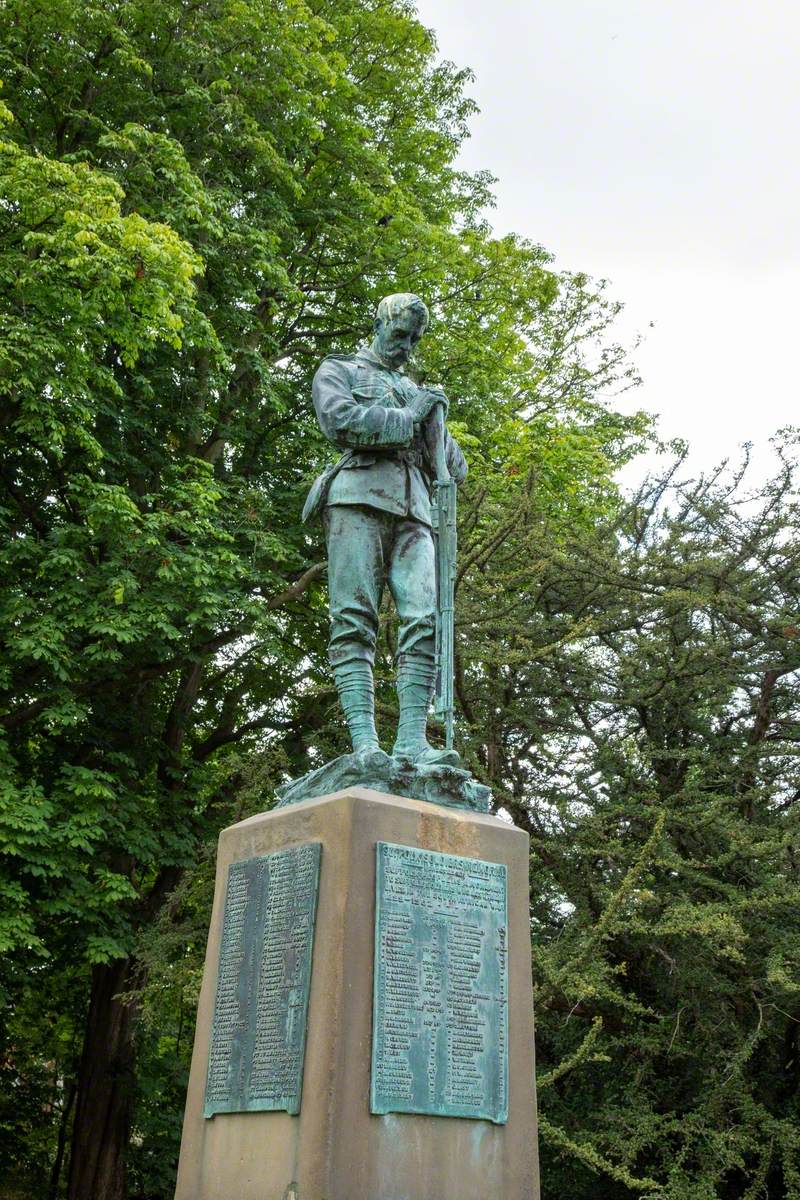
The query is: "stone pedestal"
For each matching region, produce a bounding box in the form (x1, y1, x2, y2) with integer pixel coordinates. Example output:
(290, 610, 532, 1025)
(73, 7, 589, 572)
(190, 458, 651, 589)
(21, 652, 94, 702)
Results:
(175, 787, 539, 1200)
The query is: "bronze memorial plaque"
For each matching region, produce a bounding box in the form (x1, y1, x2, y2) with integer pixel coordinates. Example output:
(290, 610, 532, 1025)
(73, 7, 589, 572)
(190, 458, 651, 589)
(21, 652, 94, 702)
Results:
(371, 842, 508, 1123)
(204, 842, 321, 1117)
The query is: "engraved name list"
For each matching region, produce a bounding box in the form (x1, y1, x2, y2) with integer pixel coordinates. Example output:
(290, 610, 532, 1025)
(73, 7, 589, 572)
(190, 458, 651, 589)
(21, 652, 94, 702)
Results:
(371, 843, 508, 1124)
(204, 842, 321, 1118)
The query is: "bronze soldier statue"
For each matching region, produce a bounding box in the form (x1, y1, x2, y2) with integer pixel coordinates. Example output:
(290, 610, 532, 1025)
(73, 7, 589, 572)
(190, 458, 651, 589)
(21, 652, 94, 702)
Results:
(305, 293, 466, 770)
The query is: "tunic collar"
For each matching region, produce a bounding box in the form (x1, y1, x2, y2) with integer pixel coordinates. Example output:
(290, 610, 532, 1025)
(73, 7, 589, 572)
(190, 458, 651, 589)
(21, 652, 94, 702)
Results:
(355, 344, 404, 375)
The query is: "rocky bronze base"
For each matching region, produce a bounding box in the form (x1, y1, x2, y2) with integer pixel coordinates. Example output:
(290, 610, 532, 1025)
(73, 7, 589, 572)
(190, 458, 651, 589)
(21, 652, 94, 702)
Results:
(275, 751, 491, 813)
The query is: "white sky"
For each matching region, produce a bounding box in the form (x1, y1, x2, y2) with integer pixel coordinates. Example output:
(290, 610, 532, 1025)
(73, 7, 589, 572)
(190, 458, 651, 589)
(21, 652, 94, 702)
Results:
(415, 0, 799, 481)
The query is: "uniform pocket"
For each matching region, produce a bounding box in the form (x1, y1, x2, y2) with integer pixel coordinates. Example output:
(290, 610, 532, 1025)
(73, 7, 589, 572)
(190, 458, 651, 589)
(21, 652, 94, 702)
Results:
(352, 385, 390, 404)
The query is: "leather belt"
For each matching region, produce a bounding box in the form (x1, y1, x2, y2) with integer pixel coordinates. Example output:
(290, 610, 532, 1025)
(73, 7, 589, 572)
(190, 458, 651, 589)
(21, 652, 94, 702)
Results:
(373, 447, 424, 467)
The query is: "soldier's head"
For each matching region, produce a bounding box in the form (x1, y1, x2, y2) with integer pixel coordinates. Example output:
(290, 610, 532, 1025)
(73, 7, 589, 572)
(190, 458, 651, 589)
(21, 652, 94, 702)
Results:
(372, 293, 429, 369)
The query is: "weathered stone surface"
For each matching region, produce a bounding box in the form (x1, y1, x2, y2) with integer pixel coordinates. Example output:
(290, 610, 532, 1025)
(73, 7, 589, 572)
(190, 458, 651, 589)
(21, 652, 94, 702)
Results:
(175, 787, 539, 1200)
(275, 751, 491, 812)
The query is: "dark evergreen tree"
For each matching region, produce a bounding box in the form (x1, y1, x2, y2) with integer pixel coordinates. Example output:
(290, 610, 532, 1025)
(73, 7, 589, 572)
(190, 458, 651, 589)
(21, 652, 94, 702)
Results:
(453, 441, 800, 1199)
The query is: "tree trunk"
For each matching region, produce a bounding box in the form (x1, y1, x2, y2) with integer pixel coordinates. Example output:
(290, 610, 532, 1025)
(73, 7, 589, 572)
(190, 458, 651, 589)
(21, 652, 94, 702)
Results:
(67, 958, 139, 1200)
(49, 1078, 76, 1200)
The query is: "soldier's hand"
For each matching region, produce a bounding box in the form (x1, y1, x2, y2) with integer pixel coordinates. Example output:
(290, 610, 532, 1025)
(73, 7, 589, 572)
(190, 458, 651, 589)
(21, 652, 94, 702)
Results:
(407, 386, 448, 423)
(425, 386, 449, 416)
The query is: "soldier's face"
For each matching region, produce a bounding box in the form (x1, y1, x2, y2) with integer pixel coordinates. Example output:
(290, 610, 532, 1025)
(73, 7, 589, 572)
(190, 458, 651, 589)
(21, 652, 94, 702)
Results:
(374, 311, 426, 368)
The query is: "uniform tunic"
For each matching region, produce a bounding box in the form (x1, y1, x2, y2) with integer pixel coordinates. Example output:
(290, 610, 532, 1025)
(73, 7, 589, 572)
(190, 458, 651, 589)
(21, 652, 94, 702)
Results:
(310, 347, 467, 668)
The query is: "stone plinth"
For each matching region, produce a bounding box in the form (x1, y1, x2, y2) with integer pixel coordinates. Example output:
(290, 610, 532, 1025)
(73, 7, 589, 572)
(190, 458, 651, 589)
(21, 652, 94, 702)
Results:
(175, 787, 539, 1200)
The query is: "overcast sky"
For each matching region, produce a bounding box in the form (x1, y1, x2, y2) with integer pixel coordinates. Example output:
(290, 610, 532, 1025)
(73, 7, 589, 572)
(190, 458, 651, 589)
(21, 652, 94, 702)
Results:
(415, 0, 799, 480)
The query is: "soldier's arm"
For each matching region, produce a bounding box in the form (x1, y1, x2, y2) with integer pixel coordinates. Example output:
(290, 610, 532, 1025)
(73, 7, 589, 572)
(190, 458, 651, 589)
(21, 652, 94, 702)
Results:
(444, 429, 468, 484)
(312, 357, 414, 449)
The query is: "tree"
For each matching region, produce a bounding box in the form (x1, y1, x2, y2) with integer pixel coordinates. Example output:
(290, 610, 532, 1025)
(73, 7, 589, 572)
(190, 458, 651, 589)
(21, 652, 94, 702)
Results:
(127, 435, 800, 1200)
(452, 437, 800, 1198)
(0, 0, 647, 1195)
(0, 93, 213, 1197)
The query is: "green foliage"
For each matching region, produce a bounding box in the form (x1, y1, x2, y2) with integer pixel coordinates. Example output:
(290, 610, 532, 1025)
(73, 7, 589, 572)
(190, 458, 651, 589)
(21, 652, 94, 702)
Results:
(1, 1, 792, 1192)
(451, 441, 800, 1198)
(0, 0, 641, 944)
(128, 443, 800, 1200)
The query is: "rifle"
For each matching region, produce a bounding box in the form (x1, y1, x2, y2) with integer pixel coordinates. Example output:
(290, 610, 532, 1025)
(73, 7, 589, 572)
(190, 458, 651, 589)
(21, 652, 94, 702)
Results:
(427, 403, 457, 751)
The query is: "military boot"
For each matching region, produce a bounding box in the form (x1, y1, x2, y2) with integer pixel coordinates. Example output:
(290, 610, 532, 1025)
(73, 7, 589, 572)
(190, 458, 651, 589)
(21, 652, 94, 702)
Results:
(333, 661, 390, 768)
(391, 654, 460, 766)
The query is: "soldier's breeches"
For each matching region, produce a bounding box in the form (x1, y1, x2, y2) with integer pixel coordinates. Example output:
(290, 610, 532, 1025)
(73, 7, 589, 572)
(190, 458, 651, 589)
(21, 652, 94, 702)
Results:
(325, 505, 436, 668)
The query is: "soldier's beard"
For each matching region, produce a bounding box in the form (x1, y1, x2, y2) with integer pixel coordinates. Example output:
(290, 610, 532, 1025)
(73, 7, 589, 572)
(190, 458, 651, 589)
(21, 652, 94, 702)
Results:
(372, 336, 409, 368)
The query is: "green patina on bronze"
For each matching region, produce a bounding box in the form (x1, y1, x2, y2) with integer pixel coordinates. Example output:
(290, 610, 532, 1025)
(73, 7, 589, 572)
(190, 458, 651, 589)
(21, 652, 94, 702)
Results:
(204, 843, 321, 1118)
(275, 753, 490, 812)
(371, 843, 508, 1124)
(278, 292, 492, 813)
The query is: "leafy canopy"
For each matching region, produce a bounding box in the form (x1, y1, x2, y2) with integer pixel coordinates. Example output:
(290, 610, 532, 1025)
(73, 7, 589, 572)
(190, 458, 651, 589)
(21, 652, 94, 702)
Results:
(0, 0, 651, 1195)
